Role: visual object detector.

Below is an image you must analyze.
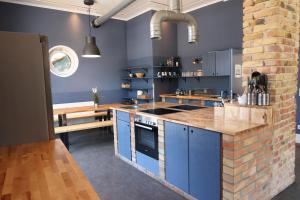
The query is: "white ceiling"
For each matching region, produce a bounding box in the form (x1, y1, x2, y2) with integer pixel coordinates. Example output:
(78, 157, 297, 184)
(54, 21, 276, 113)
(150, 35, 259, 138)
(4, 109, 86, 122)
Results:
(0, 0, 223, 20)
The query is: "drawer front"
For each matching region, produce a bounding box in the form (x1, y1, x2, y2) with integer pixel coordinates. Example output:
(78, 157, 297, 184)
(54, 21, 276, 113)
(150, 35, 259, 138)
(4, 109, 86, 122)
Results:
(117, 111, 130, 122)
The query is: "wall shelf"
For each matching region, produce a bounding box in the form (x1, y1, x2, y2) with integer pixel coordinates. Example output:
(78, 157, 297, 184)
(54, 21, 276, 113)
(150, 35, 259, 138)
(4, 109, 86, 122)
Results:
(153, 66, 181, 68)
(181, 76, 202, 82)
(121, 87, 153, 91)
(123, 66, 149, 72)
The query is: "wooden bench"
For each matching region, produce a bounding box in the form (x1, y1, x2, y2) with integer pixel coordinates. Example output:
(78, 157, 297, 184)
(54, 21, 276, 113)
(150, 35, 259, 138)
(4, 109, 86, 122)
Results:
(54, 120, 113, 134)
(53, 111, 109, 122)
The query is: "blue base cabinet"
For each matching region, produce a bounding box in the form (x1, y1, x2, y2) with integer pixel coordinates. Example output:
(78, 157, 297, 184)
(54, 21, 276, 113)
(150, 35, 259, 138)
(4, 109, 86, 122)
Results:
(165, 122, 189, 193)
(189, 127, 221, 200)
(117, 111, 131, 160)
(164, 122, 221, 200)
(136, 152, 159, 176)
(165, 98, 179, 103)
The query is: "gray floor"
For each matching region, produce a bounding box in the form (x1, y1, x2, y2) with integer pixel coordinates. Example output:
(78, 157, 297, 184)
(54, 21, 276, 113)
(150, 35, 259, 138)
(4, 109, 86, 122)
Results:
(273, 145, 300, 200)
(69, 129, 186, 200)
(68, 129, 300, 200)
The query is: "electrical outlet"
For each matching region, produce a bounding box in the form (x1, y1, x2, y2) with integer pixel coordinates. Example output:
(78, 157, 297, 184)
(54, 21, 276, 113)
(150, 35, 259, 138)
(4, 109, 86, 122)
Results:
(297, 125, 300, 130)
(299, 88, 300, 96)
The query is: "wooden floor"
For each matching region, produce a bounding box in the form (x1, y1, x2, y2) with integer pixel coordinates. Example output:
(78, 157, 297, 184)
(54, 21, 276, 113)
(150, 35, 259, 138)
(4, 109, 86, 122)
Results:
(0, 140, 100, 200)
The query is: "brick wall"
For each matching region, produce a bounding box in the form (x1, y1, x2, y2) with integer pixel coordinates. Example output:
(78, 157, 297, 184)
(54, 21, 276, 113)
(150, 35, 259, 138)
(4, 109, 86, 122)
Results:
(223, 126, 273, 200)
(242, 0, 299, 198)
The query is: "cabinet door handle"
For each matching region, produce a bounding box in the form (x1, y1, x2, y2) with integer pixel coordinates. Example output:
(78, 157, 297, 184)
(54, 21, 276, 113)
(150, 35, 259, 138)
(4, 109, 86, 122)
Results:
(183, 127, 186, 131)
(190, 130, 194, 133)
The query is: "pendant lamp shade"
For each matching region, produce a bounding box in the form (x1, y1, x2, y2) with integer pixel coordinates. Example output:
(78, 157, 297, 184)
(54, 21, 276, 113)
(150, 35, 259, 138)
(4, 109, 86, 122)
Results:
(82, 36, 101, 58)
(82, 1, 101, 58)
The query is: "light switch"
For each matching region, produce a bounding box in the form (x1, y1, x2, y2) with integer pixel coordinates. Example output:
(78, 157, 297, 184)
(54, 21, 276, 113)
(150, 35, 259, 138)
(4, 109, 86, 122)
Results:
(297, 125, 300, 130)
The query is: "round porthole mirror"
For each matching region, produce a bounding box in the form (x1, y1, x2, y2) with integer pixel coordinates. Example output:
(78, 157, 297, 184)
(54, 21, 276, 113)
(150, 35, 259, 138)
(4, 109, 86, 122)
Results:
(49, 45, 79, 77)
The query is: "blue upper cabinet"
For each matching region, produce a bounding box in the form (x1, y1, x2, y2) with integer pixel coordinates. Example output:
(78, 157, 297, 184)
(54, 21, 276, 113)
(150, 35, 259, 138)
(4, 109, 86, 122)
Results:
(165, 122, 189, 193)
(189, 127, 221, 200)
(202, 52, 216, 76)
(202, 49, 231, 77)
(215, 50, 231, 76)
(117, 117, 131, 161)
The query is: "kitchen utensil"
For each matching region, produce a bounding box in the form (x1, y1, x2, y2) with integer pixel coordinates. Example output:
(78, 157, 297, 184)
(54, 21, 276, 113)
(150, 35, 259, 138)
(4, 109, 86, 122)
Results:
(137, 90, 143, 96)
(135, 72, 145, 78)
(238, 94, 247, 105)
(129, 73, 135, 78)
(137, 95, 151, 99)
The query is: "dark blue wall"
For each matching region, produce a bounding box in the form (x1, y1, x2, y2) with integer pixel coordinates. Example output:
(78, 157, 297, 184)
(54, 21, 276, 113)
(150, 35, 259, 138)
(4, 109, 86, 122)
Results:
(126, 11, 154, 66)
(0, 0, 243, 103)
(177, 0, 243, 92)
(0, 2, 127, 104)
(125, 11, 179, 101)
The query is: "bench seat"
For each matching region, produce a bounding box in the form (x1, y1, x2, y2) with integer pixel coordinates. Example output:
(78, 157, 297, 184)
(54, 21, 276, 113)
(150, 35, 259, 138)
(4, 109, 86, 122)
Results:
(55, 120, 113, 134)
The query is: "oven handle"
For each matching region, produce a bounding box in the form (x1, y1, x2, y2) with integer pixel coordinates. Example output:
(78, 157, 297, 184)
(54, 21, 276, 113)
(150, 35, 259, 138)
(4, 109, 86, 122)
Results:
(135, 123, 153, 131)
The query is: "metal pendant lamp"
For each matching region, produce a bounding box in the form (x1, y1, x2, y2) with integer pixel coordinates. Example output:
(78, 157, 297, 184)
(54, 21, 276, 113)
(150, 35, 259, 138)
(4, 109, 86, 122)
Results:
(82, 0, 101, 58)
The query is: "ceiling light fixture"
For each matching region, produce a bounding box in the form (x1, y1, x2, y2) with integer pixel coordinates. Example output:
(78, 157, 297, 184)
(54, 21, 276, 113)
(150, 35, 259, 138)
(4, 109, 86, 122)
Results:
(82, 0, 101, 58)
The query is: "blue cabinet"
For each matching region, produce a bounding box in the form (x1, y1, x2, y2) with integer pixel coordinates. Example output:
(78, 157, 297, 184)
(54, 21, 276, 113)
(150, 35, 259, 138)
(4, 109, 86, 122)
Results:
(165, 122, 189, 193)
(202, 49, 231, 77)
(202, 52, 216, 76)
(117, 111, 130, 122)
(165, 98, 179, 103)
(189, 127, 221, 200)
(117, 118, 131, 160)
(136, 152, 159, 176)
(216, 50, 231, 76)
(204, 100, 216, 107)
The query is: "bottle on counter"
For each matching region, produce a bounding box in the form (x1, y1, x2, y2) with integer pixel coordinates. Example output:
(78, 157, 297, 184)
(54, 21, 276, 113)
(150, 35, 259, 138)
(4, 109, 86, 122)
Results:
(263, 92, 270, 106)
(247, 84, 252, 105)
(257, 92, 263, 106)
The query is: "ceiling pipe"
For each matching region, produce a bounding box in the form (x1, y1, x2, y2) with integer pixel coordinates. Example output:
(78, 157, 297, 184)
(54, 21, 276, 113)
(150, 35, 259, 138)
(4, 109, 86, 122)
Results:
(150, 0, 198, 43)
(92, 0, 136, 28)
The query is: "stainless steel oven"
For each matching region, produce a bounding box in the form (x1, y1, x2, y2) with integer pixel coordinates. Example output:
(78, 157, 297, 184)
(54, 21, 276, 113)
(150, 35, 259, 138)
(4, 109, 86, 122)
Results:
(134, 115, 159, 160)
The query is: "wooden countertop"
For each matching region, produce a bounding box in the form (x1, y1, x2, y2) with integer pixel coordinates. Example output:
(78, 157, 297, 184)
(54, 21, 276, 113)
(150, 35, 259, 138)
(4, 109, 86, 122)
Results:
(112, 102, 267, 135)
(53, 103, 123, 115)
(0, 139, 100, 200)
(160, 94, 223, 102)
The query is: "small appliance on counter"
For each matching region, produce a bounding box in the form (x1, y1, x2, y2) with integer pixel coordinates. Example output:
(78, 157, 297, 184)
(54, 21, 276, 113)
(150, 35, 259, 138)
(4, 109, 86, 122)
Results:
(245, 71, 270, 106)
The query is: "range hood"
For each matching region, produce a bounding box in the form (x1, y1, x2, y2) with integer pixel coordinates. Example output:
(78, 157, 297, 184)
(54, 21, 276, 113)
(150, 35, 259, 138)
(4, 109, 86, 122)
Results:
(150, 0, 199, 43)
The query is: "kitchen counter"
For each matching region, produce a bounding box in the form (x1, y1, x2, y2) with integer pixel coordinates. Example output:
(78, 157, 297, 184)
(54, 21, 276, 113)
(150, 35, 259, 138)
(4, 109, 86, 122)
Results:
(0, 139, 100, 200)
(111, 102, 267, 135)
(160, 94, 223, 102)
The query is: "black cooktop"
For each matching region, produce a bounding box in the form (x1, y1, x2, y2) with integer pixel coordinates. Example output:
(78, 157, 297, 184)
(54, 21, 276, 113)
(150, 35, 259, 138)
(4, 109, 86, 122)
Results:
(140, 108, 182, 115)
(168, 105, 205, 110)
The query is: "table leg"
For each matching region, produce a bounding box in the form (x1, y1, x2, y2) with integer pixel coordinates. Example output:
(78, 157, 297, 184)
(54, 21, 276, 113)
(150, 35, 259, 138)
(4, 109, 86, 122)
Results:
(58, 114, 69, 150)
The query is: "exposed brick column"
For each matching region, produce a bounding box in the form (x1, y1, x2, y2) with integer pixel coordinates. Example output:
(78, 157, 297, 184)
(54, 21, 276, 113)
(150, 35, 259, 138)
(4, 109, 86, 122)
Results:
(243, 0, 299, 197)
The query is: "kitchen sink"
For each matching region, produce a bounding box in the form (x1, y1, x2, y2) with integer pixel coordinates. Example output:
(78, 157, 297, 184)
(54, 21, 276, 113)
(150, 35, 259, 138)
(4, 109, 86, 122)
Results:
(121, 105, 142, 109)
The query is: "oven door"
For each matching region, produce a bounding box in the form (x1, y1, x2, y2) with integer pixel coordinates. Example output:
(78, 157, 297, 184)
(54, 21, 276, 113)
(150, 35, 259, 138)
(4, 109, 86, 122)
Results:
(135, 122, 158, 160)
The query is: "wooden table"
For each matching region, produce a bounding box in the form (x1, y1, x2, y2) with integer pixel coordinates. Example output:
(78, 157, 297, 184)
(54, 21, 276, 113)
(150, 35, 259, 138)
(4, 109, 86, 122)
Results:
(0, 139, 100, 200)
(53, 104, 123, 150)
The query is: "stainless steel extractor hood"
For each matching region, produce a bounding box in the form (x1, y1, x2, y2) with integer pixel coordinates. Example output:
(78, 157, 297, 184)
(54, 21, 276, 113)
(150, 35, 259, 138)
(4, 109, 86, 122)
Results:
(150, 0, 199, 43)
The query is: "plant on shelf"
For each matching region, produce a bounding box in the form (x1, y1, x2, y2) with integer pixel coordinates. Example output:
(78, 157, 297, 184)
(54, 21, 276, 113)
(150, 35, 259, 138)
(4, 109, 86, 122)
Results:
(91, 87, 100, 107)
